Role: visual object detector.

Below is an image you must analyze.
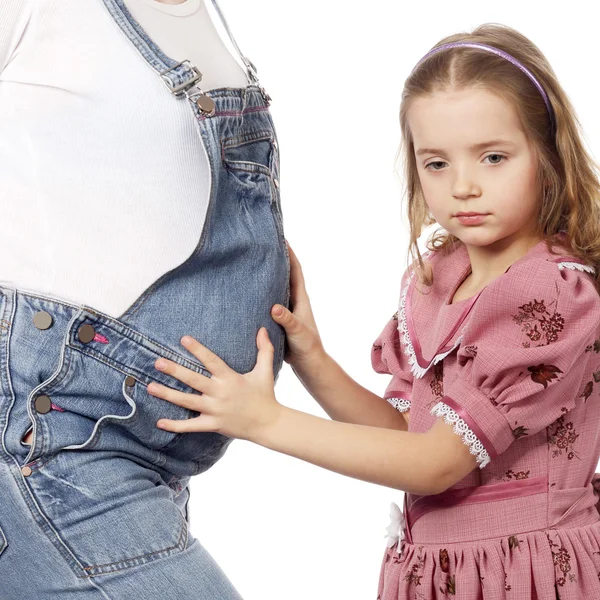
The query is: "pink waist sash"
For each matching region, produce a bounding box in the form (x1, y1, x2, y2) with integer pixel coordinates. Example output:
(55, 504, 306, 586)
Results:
(403, 476, 600, 545)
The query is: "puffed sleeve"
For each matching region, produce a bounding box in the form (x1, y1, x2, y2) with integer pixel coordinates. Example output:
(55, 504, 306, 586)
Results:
(0, 0, 30, 74)
(371, 270, 414, 413)
(431, 260, 600, 469)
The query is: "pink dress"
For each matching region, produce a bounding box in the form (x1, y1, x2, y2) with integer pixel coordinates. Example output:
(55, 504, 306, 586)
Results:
(371, 238, 600, 599)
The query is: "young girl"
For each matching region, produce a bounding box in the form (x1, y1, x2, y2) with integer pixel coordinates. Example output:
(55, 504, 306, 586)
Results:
(149, 23, 600, 598)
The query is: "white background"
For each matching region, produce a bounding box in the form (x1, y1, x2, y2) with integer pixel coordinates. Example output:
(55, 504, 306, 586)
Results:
(190, 1, 600, 598)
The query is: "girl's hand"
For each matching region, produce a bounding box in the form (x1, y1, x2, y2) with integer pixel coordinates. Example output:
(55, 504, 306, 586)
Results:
(271, 241, 326, 369)
(149, 328, 281, 442)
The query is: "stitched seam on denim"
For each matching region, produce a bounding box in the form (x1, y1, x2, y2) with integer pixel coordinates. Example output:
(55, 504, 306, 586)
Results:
(72, 317, 211, 376)
(123, 384, 193, 448)
(70, 334, 209, 380)
(37, 343, 74, 395)
(27, 451, 62, 472)
(82, 513, 187, 571)
(77, 316, 191, 361)
(222, 132, 274, 175)
(199, 106, 269, 121)
(11, 464, 91, 576)
(27, 344, 75, 461)
(216, 107, 269, 117)
(269, 178, 285, 244)
(69, 344, 203, 396)
(222, 130, 273, 147)
(225, 162, 272, 176)
(0, 524, 6, 554)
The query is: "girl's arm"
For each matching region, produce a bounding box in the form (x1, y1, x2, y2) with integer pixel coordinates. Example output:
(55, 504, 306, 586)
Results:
(150, 243, 475, 494)
(253, 401, 456, 496)
(270, 242, 408, 430)
(151, 330, 479, 497)
(290, 349, 408, 431)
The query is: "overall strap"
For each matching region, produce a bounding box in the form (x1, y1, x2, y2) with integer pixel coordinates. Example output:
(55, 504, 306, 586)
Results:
(101, 0, 268, 100)
(209, 0, 262, 86)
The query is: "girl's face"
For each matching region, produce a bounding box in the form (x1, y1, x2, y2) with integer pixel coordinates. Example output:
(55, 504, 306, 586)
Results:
(407, 87, 541, 249)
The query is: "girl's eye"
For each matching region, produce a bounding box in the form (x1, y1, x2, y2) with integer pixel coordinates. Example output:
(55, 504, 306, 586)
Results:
(424, 154, 507, 171)
(424, 161, 446, 171)
(484, 154, 506, 165)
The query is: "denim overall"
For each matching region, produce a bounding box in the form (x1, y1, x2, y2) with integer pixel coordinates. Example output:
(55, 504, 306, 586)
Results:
(0, 0, 289, 597)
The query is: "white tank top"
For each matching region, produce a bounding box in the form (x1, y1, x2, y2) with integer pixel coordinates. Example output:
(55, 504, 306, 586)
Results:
(0, 0, 249, 318)
(123, 0, 248, 91)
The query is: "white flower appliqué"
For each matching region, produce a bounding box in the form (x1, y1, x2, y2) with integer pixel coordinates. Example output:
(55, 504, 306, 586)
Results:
(384, 501, 406, 553)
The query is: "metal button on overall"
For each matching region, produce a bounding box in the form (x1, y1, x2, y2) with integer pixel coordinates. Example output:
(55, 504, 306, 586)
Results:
(125, 376, 136, 387)
(78, 323, 95, 343)
(34, 395, 52, 414)
(21, 466, 32, 477)
(196, 95, 216, 115)
(33, 310, 53, 330)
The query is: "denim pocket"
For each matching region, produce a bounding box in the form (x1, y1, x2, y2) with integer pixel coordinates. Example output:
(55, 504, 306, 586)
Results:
(222, 130, 285, 250)
(222, 130, 275, 176)
(27, 449, 190, 577)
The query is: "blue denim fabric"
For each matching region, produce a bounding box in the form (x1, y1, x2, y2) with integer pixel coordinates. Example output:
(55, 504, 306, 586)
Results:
(0, 0, 289, 596)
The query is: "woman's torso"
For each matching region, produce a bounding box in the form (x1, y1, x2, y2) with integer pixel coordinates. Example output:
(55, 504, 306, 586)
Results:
(0, 0, 249, 318)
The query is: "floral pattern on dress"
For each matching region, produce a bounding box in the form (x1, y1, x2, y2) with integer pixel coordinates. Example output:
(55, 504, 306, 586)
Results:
(512, 285, 565, 347)
(528, 364, 563, 388)
(578, 331, 600, 402)
(502, 362, 566, 440)
(403, 546, 431, 598)
(503, 469, 531, 481)
(585, 338, 600, 354)
(547, 530, 577, 588)
(428, 362, 443, 408)
(548, 407, 581, 460)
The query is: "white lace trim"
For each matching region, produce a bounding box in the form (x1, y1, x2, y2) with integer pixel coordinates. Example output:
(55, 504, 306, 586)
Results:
(386, 397, 411, 413)
(557, 261, 595, 274)
(430, 401, 491, 469)
(397, 267, 464, 379)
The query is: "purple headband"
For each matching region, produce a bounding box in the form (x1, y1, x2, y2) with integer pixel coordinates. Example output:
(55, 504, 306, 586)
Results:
(412, 42, 556, 131)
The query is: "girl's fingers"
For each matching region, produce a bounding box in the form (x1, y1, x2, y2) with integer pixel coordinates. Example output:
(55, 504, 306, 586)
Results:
(154, 356, 214, 393)
(254, 327, 275, 375)
(179, 336, 230, 377)
(157, 414, 219, 434)
(148, 381, 211, 413)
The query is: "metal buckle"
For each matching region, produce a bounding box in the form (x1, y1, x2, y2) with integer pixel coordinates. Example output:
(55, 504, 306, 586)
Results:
(159, 60, 203, 95)
(242, 57, 260, 85)
(242, 58, 272, 105)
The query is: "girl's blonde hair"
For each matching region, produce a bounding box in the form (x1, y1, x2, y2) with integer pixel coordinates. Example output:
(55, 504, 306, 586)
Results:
(397, 23, 600, 294)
